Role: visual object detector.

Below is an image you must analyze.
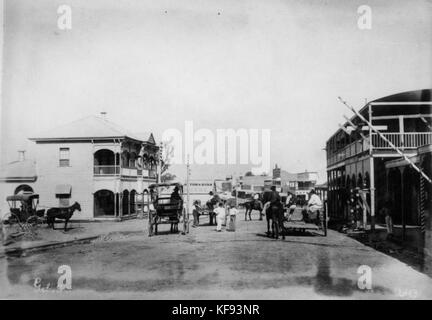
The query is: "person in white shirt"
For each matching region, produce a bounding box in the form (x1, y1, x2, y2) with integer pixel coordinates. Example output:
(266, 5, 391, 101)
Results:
(305, 189, 323, 223)
(285, 193, 296, 221)
(308, 189, 323, 211)
(213, 202, 226, 232)
(227, 205, 238, 232)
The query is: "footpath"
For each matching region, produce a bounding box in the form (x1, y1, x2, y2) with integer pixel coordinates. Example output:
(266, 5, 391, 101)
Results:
(0, 219, 147, 258)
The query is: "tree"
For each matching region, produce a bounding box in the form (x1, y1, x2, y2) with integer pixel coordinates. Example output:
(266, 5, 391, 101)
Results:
(160, 142, 174, 175)
(245, 171, 254, 176)
(161, 172, 177, 183)
(159, 141, 175, 183)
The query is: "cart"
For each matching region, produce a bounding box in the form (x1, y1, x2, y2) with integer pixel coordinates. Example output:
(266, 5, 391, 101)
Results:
(2, 193, 46, 239)
(148, 183, 185, 236)
(283, 206, 327, 236)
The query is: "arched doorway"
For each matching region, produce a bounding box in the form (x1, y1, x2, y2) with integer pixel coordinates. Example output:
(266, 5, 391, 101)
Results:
(357, 174, 363, 189)
(388, 169, 402, 224)
(403, 167, 419, 226)
(14, 184, 33, 195)
(351, 174, 356, 189)
(122, 190, 129, 215)
(130, 190, 136, 214)
(94, 190, 115, 216)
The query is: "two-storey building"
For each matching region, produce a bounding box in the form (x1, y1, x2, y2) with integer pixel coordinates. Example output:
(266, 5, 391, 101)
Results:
(326, 89, 431, 252)
(268, 165, 319, 201)
(1, 115, 159, 220)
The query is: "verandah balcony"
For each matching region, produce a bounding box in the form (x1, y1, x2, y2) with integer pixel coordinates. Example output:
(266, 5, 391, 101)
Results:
(327, 132, 432, 167)
(371, 132, 432, 150)
(94, 165, 120, 175)
(93, 149, 157, 179)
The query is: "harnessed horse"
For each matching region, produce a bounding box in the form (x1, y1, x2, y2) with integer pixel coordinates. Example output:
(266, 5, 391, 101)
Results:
(46, 202, 81, 231)
(265, 201, 285, 240)
(243, 199, 263, 221)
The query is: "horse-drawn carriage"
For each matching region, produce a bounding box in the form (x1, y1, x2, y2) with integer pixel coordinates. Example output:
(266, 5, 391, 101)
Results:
(2, 193, 46, 240)
(4, 193, 45, 227)
(148, 182, 186, 236)
(2, 192, 81, 234)
(282, 205, 327, 236)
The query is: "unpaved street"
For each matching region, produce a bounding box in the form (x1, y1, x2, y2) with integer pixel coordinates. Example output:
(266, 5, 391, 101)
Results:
(1, 212, 431, 299)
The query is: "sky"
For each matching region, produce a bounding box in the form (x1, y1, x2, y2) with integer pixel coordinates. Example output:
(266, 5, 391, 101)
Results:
(1, 0, 431, 183)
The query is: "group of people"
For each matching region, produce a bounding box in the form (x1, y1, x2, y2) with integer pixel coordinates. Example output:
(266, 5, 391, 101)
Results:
(192, 191, 239, 232)
(191, 187, 324, 233)
(256, 186, 323, 222)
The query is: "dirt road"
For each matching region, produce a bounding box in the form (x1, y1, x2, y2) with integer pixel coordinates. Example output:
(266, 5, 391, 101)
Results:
(1, 212, 431, 299)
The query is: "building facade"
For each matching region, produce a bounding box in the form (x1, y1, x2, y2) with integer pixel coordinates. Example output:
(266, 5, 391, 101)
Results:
(326, 89, 432, 252)
(271, 165, 318, 200)
(0, 115, 159, 220)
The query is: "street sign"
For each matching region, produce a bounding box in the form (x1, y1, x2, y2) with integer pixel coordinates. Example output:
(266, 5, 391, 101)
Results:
(361, 125, 388, 131)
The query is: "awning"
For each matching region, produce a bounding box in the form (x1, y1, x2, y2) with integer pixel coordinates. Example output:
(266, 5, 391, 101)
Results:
(55, 184, 72, 195)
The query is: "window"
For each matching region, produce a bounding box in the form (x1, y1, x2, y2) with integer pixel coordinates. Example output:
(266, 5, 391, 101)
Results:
(59, 148, 70, 167)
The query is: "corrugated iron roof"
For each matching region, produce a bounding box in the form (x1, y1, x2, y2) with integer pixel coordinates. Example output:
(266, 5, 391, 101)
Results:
(29, 115, 155, 143)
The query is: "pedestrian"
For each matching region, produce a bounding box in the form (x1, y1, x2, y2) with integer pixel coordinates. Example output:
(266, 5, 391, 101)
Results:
(227, 204, 238, 232)
(306, 189, 323, 223)
(192, 200, 201, 227)
(207, 191, 220, 226)
(380, 202, 393, 239)
(285, 193, 296, 221)
(214, 202, 225, 232)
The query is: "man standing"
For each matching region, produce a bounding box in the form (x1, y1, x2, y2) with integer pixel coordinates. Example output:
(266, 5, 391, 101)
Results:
(192, 200, 201, 227)
(206, 191, 220, 225)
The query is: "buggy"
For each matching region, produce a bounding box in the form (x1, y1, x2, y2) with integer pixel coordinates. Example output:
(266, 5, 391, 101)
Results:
(148, 183, 185, 236)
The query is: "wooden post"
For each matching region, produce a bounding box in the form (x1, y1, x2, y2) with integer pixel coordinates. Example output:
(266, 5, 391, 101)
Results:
(368, 104, 376, 231)
(184, 155, 190, 234)
(400, 167, 406, 241)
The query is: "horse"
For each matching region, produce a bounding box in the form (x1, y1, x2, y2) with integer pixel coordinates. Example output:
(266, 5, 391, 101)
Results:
(243, 199, 263, 221)
(46, 202, 81, 231)
(265, 201, 285, 240)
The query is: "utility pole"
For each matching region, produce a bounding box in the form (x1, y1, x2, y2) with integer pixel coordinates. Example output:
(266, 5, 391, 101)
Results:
(184, 155, 191, 235)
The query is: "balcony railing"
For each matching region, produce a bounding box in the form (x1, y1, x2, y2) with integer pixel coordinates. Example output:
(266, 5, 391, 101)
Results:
(327, 132, 432, 167)
(94, 165, 120, 175)
(371, 132, 432, 149)
(94, 165, 157, 179)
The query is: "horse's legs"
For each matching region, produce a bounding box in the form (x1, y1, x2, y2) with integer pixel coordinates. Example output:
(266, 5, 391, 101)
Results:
(245, 209, 247, 221)
(64, 219, 68, 232)
(273, 219, 279, 239)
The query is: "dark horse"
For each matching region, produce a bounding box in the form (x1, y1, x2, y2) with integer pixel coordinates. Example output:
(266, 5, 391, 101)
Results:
(243, 200, 263, 221)
(265, 201, 285, 240)
(46, 202, 81, 231)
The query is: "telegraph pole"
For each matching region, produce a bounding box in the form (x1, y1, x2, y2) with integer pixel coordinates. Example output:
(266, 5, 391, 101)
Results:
(184, 155, 191, 234)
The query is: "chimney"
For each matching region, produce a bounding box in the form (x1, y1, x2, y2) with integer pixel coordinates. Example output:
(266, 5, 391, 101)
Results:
(18, 150, 26, 162)
(100, 112, 107, 120)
